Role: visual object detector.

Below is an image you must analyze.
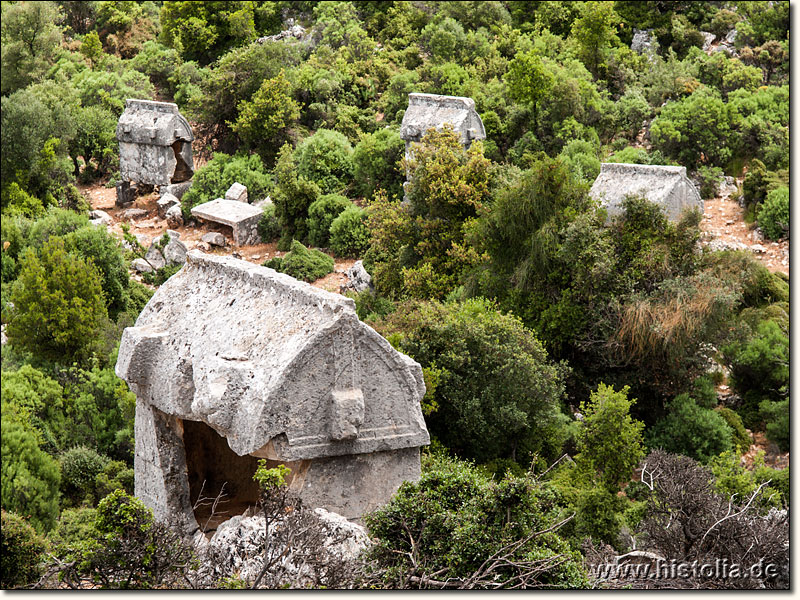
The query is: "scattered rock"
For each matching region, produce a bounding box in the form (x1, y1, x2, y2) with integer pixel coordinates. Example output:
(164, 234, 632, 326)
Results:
(161, 180, 193, 200)
(339, 260, 373, 294)
(132, 258, 155, 273)
(157, 193, 181, 219)
(166, 204, 184, 228)
(225, 182, 248, 203)
(167, 229, 181, 240)
(700, 31, 716, 52)
(121, 207, 148, 220)
(163, 238, 188, 266)
(750, 244, 767, 254)
(257, 23, 308, 43)
(144, 244, 166, 270)
(90, 209, 113, 226)
(202, 232, 227, 247)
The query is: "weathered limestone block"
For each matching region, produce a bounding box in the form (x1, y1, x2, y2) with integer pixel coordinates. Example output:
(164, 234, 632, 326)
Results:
(162, 181, 193, 200)
(117, 99, 194, 187)
(116, 252, 429, 536)
(166, 204, 184, 228)
(144, 243, 166, 270)
(590, 163, 703, 223)
(340, 260, 372, 294)
(163, 238, 188, 266)
(90, 209, 113, 226)
(191, 199, 262, 246)
(132, 258, 154, 273)
(157, 193, 180, 219)
(202, 232, 227, 247)
(225, 182, 248, 203)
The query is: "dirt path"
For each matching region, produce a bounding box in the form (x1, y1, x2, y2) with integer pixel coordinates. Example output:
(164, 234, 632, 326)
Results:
(699, 179, 789, 277)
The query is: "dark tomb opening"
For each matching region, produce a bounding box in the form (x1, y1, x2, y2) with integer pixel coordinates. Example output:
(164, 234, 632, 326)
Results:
(171, 140, 193, 183)
(183, 419, 262, 534)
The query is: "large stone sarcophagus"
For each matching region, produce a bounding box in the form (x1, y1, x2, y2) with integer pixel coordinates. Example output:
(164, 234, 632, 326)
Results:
(116, 252, 429, 538)
(117, 99, 194, 187)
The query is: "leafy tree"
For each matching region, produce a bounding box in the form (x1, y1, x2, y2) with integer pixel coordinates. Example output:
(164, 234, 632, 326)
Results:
(650, 87, 738, 169)
(232, 70, 300, 165)
(375, 298, 568, 464)
(1, 419, 61, 533)
(160, 0, 259, 64)
(367, 128, 491, 300)
(80, 30, 104, 68)
(506, 49, 554, 132)
(6, 237, 108, 364)
(294, 129, 354, 194)
(569, 1, 621, 77)
(420, 17, 466, 62)
(351, 128, 405, 199)
(59, 446, 110, 507)
(577, 384, 645, 490)
(271, 143, 321, 246)
(646, 394, 733, 463)
(0, 0, 64, 95)
(69, 105, 118, 180)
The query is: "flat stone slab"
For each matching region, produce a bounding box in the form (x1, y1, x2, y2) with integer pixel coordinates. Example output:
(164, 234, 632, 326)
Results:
(191, 199, 262, 246)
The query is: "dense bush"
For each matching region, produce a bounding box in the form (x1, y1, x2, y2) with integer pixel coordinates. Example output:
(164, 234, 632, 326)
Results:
(271, 144, 321, 247)
(647, 394, 733, 463)
(695, 165, 724, 200)
(375, 298, 568, 464)
(257, 203, 281, 243)
(59, 446, 110, 508)
(294, 129, 354, 194)
(757, 186, 788, 240)
(363, 452, 589, 589)
(351, 128, 406, 199)
(181, 153, 272, 218)
(1, 509, 47, 588)
(1, 365, 66, 453)
(6, 237, 108, 364)
(306, 194, 352, 248)
(264, 240, 334, 283)
(329, 205, 369, 257)
(715, 407, 751, 454)
(1, 418, 61, 533)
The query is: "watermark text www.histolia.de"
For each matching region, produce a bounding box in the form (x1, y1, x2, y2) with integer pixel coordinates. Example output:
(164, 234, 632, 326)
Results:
(590, 558, 782, 582)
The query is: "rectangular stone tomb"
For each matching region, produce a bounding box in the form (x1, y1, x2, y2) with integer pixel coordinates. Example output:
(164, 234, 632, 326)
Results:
(115, 252, 429, 539)
(190, 199, 262, 246)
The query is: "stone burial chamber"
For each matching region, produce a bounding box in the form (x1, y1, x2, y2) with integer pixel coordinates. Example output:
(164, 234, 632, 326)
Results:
(115, 251, 430, 539)
(116, 99, 194, 206)
(589, 163, 703, 223)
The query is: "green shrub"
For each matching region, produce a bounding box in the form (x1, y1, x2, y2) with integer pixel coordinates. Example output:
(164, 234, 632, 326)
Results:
(346, 288, 395, 322)
(374, 298, 568, 464)
(647, 394, 733, 463)
(306, 194, 352, 247)
(715, 407, 751, 453)
(695, 166, 724, 200)
(264, 240, 334, 283)
(257, 203, 281, 243)
(710, 451, 784, 510)
(181, 153, 272, 218)
(722, 319, 788, 429)
(606, 146, 671, 165)
(141, 264, 182, 287)
(558, 139, 600, 183)
(1, 419, 61, 533)
(1, 365, 66, 454)
(352, 128, 405, 199)
(271, 144, 321, 245)
(759, 399, 788, 452)
(577, 384, 645, 490)
(573, 486, 626, 547)
(59, 446, 110, 507)
(48, 507, 98, 557)
(294, 129, 354, 194)
(1, 510, 47, 588)
(6, 237, 108, 364)
(757, 186, 788, 240)
(363, 452, 589, 589)
(329, 205, 369, 257)
(94, 461, 135, 500)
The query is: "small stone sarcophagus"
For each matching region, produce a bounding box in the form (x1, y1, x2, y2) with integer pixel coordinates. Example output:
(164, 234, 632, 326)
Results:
(590, 163, 703, 223)
(400, 93, 486, 153)
(116, 252, 429, 538)
(117, 99, 194, 187)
